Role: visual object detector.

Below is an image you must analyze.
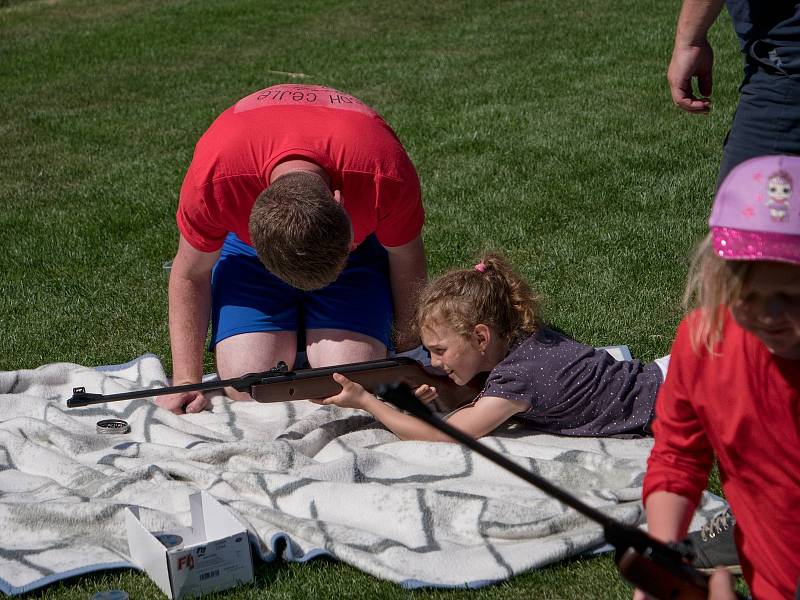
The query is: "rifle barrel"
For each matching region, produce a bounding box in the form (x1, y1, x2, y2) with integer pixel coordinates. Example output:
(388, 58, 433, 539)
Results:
(66, 368, 288, 408)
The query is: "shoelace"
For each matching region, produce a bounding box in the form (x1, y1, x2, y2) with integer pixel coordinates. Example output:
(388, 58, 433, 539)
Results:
(699, 510, 735, 541)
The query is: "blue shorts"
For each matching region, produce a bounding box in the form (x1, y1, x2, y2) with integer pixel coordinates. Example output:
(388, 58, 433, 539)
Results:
(210, 233, 393, 350)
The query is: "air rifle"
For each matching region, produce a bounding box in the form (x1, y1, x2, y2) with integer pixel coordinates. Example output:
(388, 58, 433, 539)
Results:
(67, 357, 482, 410)
(378, 382, 745, 600)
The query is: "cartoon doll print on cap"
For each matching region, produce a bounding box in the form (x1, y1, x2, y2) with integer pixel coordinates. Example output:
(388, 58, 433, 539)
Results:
(766, 169, 792, 222)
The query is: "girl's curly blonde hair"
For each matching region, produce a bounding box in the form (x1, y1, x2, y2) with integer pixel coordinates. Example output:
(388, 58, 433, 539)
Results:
(683, 234, 753, 353)
(415, 252, 542, 345)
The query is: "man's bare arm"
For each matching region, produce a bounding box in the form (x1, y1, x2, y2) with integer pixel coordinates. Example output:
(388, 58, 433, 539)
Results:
(668, 0, 726, 113)
(385, 235, 427, 352)
(162, 235, 220, 413)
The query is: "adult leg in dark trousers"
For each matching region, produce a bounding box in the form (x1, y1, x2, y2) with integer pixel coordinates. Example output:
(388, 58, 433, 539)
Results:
(717, 59, 800, 187)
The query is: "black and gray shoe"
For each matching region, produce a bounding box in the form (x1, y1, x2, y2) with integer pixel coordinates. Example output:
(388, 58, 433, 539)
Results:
(688, 509, 742, 575)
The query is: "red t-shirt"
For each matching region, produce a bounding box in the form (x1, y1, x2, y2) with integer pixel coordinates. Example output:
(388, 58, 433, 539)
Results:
(643, 310, 800, 600)
(177, 84, 423, 253)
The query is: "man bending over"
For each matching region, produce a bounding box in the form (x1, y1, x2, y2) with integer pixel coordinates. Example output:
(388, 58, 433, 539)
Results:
(160, 84, 426, 413)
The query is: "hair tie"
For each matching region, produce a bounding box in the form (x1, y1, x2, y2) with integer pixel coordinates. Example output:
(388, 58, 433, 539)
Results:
(474, 262, 486, 273)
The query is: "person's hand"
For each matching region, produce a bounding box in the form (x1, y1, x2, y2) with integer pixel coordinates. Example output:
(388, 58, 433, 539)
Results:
(633, 568, 737, 600)
(155, 390, 210, 414)
(667, 39, 714, 113)
(708, 568, 737, 599)
(414, 384, 438, 404)
(632, 589, 652, 600)
(311, 373, 372, 409)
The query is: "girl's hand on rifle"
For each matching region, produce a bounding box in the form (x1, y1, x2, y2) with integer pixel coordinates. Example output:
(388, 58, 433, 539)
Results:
(314, 374, 437, 411)
(313, 373, 374, 409)
(414, 384, 438, 404)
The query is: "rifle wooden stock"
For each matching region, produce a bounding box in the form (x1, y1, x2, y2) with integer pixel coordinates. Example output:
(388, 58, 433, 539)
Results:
(249, 358, 482, 408)
(67, 357, 482, 409)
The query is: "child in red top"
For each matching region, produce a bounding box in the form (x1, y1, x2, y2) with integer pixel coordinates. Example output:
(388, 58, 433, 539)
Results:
(640, 156, 800, 600)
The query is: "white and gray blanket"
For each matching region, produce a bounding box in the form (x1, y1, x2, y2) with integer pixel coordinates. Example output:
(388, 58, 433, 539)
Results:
(0, 355, 725, 595)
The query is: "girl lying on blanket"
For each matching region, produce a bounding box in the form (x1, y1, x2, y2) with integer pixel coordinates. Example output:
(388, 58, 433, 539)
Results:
(314, 252, 668, 440)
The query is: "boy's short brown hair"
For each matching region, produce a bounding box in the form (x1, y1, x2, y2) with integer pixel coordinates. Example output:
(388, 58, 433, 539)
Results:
(249, 171, 351, 291)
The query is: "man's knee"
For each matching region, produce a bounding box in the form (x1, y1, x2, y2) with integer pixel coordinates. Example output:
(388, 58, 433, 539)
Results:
(305, 329, 387, 367)
(214, 331, 298, 399)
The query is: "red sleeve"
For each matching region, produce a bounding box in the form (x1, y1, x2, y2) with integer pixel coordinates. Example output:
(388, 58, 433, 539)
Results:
(642, 316, 715, 508)
(374, 169, 424, 248)
(176, 168, 228, 253)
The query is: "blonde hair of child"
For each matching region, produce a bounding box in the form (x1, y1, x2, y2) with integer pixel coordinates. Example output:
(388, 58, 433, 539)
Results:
(416, 252, 542, 345)
(683, 234, 753, 353)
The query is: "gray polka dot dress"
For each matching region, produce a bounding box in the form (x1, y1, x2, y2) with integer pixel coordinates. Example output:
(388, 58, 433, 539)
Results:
(481, 328, 662, 437)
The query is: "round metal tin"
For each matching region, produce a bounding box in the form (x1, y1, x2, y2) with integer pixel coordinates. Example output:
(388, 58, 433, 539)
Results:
(95, 419, 131, 434)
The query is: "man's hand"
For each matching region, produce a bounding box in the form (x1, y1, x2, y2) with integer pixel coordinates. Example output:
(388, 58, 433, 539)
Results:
(667, 0, 725, 114)
(155, 390, 210, 414)
(708, 568, 738, 599)
(668, 40, 714, 113)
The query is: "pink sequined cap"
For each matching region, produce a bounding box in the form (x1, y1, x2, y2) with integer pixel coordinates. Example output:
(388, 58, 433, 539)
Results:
(710, 155, 800, 265)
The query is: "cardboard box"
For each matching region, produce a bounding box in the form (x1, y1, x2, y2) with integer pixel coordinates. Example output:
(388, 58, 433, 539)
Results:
(125, 491, 254, 599)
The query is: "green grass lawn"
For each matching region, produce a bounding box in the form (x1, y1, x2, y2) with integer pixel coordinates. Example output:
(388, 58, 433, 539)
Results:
(1, 0, 743, 597)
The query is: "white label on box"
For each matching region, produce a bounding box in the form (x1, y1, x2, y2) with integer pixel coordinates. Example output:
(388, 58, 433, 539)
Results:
(169, 535, 252, 598)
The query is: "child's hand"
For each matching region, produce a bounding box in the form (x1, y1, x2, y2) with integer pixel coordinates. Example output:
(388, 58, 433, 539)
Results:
(634, 568, 736, 600)
(414, 384, 438, 404)
(311, 373, 372, 409)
